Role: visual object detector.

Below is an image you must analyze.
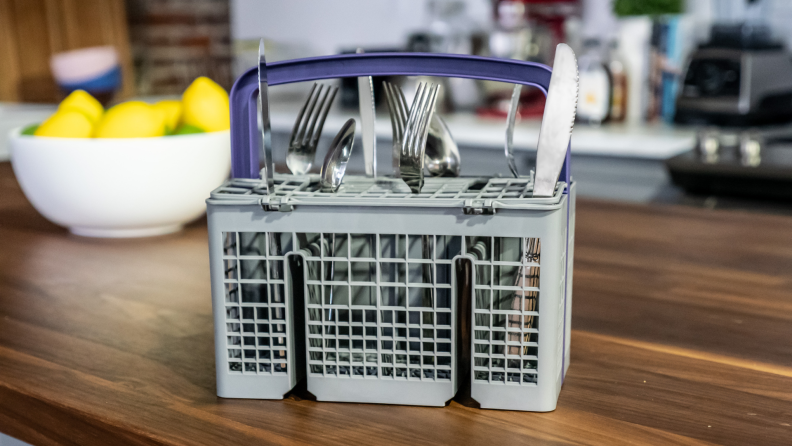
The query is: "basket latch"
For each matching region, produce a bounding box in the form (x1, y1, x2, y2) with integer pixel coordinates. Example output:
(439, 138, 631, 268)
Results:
(259, 196, 294, 212)
(463, 199, 496, 215)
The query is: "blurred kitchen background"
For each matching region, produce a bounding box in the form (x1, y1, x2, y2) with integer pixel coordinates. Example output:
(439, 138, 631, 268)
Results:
(3, 0, 792, 212)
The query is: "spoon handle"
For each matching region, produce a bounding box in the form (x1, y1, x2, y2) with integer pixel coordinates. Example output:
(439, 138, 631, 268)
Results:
(505, 84, 522, 178)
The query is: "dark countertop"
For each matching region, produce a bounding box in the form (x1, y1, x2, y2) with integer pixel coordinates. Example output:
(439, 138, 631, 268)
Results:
(1, 162, 791, 445)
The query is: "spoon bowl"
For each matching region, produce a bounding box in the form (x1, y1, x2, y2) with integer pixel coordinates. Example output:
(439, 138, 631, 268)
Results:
(320, 118, 356, 192)
(424, 115, 461, 177)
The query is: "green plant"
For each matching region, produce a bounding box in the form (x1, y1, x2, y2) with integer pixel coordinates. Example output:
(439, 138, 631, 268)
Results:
(613, 0, 683, 16)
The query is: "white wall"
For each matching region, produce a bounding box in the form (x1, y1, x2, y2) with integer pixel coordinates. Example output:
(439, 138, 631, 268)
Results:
(231, 0, 491, 59)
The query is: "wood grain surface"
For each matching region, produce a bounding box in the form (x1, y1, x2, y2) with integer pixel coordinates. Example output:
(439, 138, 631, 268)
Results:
(0, 162, 790, 445)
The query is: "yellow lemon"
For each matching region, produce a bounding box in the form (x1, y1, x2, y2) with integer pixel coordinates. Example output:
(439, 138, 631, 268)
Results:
(153, 99, 182, 134)
(95, 101, 166, 138)
(181, 77, 229, 132)
(58, 90, 104, 123)
(34, 110, 93, 138)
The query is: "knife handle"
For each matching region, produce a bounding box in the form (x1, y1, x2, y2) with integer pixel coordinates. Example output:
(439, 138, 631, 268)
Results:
(230, 52, 569, 187)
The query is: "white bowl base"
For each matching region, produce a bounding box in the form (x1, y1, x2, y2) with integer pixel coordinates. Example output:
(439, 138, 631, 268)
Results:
(70, 224, 183, 238)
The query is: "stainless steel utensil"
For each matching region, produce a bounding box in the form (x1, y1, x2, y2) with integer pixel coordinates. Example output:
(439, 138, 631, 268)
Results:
(399, 82, 440, 194)
(257, 38, 274, 193)
(383, 81, 408, 176)
(505, 84, 523, 178)
(356, 48, 377, 178)
(384, 81, 460, 178)
(320, 118, 356, 192)
(508, 238, 540, 356)
(533, 43, 578, 197)
(425, 114, 461, 177)
(286, 83, 338, 175)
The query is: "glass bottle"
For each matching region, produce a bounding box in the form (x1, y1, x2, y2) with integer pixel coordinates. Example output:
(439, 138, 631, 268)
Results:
(576, 38, 611, 125)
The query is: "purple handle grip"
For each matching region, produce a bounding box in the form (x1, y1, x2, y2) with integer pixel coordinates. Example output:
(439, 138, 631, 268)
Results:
(229, 52, 570, 186)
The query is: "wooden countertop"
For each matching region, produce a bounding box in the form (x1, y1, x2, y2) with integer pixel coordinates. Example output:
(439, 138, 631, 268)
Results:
(1, 162, 791, 445)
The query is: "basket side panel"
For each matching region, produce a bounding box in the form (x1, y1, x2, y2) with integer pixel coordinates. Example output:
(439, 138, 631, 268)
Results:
(208, 205, 298, 399)
(564, 183, 576, 378)
(470, 195, 568, 412)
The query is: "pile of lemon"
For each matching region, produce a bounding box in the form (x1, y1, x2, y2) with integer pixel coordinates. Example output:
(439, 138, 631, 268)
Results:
(27, 77, 230, 138)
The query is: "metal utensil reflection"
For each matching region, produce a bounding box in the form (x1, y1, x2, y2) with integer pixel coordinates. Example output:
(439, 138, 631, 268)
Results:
(320, 119, 356, 192)
(399, 83, 440, 194)
(286, 83, 338, 175)
(505, 84, 522, 178)
(384, 81, 460, 178)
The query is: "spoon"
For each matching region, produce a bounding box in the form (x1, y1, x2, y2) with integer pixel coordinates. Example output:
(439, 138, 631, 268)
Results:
(425, 115, 461, 177)
(320, 118, 356, 192)
(505, 84, 522, 178)
(384, 81, 460, 178)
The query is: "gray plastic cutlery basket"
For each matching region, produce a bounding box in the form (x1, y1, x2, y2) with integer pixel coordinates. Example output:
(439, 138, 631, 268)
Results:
(208, 53, 575, 411)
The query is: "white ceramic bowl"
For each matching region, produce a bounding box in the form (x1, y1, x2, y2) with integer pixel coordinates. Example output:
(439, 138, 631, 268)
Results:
(9, 129, 231, 237)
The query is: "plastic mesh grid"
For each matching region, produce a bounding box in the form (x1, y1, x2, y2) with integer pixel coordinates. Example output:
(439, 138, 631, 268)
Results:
(472, 237, 541, 386)
(302, 233, 459, 381)
(221, 230, 544, 386)
(209, 176, 560, 208)
(222, 232, 292, 375)
(556, 226, 567, 385)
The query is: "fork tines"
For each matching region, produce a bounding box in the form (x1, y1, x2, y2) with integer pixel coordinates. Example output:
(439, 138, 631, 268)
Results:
(383, 81, 410, 175)
(399, 82, 440, 194)
(286, 82, 338, 175)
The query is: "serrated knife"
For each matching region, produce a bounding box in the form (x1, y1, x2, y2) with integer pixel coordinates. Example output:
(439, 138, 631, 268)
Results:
(533, 43, 578, 197)
(257, 38, 274, 193)
(356, 48, 376, 178)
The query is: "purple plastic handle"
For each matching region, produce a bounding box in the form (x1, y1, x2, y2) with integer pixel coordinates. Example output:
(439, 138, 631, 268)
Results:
(229, 52, 571, 185)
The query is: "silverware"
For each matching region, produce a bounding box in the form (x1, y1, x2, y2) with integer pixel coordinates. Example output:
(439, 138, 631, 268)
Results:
(357, 48, 377, 178)
(508, 238, 540, 356)
(505, 84, 522, 178)
(286, 83, 338, 175)
(399, 82, 440, 194)
(320, 118, 356, 192)
(384, 81, 460, 178)
(425, 114, 461, 177)
(383, 81, 408, 176)
(257, 38, 274, 193)
(533, 43, 578, 197)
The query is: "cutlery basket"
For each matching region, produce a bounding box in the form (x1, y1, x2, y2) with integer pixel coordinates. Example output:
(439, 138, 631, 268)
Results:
(208, 53, 575, 411)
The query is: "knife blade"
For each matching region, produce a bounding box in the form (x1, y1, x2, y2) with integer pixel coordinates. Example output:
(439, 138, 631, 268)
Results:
(356, 48, 376, 178)
(533, 43, 578, 197)
(258, 38, 274, 193)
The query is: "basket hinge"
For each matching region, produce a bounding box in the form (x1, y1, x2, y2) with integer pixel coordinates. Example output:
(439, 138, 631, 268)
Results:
(259, 196, 294, 212)
(463, 199, 496, 215)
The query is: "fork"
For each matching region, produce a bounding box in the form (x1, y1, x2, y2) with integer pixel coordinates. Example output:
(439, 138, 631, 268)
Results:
(397, 83, 440, 306)
(383, 81, 410, 176)
(399, 82, 440, 194)
(286, 83, 338, 175)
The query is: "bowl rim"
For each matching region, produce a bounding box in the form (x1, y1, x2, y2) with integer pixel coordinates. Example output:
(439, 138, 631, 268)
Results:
(8, 126, 230, 142)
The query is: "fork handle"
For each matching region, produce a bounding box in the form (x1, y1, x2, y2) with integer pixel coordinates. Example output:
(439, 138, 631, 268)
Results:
(230, 52, 569, 185)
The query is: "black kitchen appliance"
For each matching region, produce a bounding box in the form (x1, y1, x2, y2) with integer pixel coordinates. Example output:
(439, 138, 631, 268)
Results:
(675, 23, 792, 127)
